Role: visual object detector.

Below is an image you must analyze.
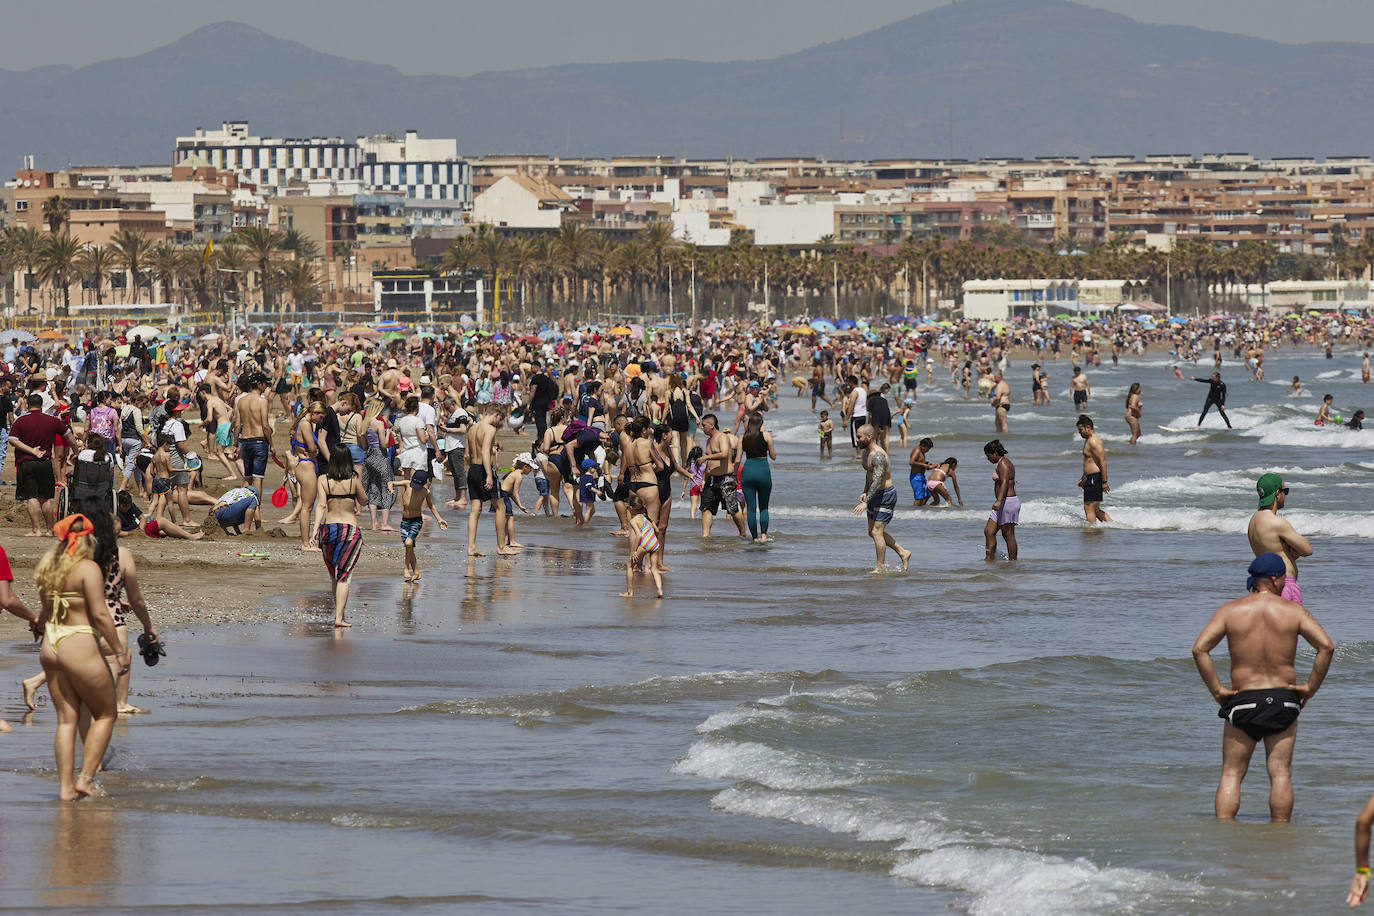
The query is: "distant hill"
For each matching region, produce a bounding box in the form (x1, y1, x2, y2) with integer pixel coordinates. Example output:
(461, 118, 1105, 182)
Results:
(6, 0, 1374, 168)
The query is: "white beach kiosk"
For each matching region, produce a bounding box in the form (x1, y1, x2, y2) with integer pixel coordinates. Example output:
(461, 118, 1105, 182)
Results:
(961, 279, 1150, 320)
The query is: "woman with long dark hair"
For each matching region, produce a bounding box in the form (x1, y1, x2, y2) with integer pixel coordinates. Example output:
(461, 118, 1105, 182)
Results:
(739, 412, 776, 543)
(311, 447, 366, 628)
(983, 439, 1019, 562)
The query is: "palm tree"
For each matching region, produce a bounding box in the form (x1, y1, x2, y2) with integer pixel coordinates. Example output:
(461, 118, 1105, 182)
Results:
(42, 195, 70, 234)
(638, 220, 677, 304)
(279, 259, 320, 311)
(77, 244, 115, 305)
(234, 225, 285, 311)
(9, 226, 42, 313)
(37, 233, 82, 315)
(147, 242, 181, 303)
(281, 228, 321, 262)
(473, 225, 509, 316)
(212, 240, 252, 321)
(553, 222, 593, 308)
(111, 228, 152, 305)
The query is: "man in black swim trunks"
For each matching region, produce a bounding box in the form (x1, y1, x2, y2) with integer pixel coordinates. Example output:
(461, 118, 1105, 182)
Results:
(1192, 552, 1334, 822)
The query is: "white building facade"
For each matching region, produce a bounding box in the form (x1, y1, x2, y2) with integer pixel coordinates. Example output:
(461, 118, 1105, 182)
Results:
(174, 121, 359, 191)
(358, 131, 472, 206)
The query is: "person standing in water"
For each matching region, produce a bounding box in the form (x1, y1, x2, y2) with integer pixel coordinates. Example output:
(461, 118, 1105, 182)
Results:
(1076, 415, 1111, 524)
(1192, 553, 1333, 823)
(1124, 383, 1143, 444)
(739, 412, 775, 543)
(1192, 371, 1232, 429)
(1247, 473, 1311, 604)
(851, 424, 911, 574)
(983, 439, 1019, 561)
(311, 448, 367, 627)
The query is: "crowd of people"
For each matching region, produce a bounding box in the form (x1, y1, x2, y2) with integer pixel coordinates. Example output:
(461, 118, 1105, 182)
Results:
(1, 309, 1372, 896)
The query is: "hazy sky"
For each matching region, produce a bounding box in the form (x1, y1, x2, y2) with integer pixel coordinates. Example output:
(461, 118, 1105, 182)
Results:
(5, 0, 1374, 75)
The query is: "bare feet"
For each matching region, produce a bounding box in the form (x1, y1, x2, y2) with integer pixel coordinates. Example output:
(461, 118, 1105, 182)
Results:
(659, 564, 673, 572)
(23, 530, 43, 537)
(869, 566, 885, 574)
(507, 540, 525, 549)
(898, 547, 912, 571)
(72, 775, 105, 799)
(299, 544, 320, 553)
(379, 525, 398, 532)
(22, 677, 38, 712)
(468, 549, 486, 557)
(117, 704, 147, 716)
(497, 549, 520, 557)
(334, 621, 351, 628)
(619, 591, 633, 597)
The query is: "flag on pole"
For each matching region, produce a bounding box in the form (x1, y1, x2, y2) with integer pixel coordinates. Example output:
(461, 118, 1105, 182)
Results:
(202, 238, 213, 266)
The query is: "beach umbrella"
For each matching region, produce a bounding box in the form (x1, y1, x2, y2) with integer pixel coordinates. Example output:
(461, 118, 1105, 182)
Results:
(199, 332, 222, 342)
(382, 331, 406, 341)
(1052, 313, 1075, 320)
(834, 318, 857, 330)
(936, 320, 954, 328)
(810, 319, 837, 333)
(372, 321, 405, 332)
(126, 324, 161, 340)
(492, 333, 506, 342)
(0, 329, 35, 343)
(340, 325, 377, 337)
(610, 326, 633, 336)
(518, 335, 543, 345)
(37, 329, 66, 341)
(885, 314, 913, 325)
(1168, 316, 1188, 324)
(537, 328, 561, 341)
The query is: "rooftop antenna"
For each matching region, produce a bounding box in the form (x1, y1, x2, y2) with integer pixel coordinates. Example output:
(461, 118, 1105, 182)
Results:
(948, 104, 954, 160)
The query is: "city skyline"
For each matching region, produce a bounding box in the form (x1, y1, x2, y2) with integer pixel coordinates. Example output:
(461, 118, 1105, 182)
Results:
(3, 0, 1374, 77)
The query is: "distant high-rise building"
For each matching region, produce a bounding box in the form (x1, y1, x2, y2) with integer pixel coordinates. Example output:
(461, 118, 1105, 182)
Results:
(358, 131, 471, 207)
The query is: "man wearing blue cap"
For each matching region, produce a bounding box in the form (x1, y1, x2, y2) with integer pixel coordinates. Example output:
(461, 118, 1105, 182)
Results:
(1192, 552, 1334, 822)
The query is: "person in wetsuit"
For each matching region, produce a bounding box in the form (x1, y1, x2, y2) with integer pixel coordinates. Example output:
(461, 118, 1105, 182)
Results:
(1192, 371, 1232, 429)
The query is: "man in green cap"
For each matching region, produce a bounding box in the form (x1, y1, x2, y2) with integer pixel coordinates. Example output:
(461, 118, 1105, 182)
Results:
(1247, 472, 1312, 603)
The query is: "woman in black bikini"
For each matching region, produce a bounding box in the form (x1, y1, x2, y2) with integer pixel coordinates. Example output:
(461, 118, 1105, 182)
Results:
(311, 448, 366, 627)
(622, 417, 664, 530)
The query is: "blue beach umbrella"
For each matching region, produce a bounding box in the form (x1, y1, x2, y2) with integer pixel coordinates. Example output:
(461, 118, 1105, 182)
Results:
(834, 319, 858, 330)
(811, 319, 837, 333)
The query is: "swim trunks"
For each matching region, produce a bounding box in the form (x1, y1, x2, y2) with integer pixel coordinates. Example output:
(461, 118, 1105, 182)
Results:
(1082, 472, 1104, 503)
(466, 463, 496, 501)
(909, 472, 929, 501)
(866, 486, 897, 524)
(215, 421, 232, 448)
(1219, 687, 1302, 741)
(1073, 390, 1088, 408)
(143, 518, 162, 538)
(1282, 576, 1302, 604)
(399, 515, 423, 544)
(989, 495, 1021, 526)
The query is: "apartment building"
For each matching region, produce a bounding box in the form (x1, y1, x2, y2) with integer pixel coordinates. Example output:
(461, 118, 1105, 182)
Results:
(358, 131, 472, 206)
(274, 195, 358, 261)
(175, 121, 360, 191)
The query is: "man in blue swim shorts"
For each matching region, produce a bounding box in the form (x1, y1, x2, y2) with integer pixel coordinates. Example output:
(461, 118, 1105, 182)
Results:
(852, 424, 911, 574)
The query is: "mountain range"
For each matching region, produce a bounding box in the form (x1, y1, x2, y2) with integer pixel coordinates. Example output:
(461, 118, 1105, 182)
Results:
(5, 0, 1374, 169)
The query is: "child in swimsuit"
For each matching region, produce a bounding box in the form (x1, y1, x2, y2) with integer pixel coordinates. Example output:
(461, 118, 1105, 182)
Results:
(684, 447, 705, 519)
(620, 495, 664, 598)
(818, 411, 833, 460)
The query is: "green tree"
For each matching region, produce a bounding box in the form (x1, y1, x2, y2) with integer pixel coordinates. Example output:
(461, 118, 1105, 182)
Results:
(111, 228, 153, 305)
(9, 226, 42, 312)
(42, 195, 70, 234)
(37, 233, 83, 315)
(77, 244, 115, 305)
(234, 226, 285, 310)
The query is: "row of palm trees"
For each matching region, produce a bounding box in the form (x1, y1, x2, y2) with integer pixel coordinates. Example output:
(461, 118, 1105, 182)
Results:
(0, 221, 324, 317)
(435, 222, 1364, 322)
(7, 210, 1370, 322)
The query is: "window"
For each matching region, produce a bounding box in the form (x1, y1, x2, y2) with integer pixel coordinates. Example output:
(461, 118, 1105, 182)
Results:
(15, 200, 27, 211)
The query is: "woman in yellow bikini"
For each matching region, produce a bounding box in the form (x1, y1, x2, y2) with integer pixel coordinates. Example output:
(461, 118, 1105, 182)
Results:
(35, 514, 127, 800)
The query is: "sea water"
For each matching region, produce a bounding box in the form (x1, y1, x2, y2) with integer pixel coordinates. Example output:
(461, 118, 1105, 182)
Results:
(1, 347, 1371, 914)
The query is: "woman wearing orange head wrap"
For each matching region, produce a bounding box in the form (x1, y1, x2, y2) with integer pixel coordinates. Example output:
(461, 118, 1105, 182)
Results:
(34, 514, 127, 800)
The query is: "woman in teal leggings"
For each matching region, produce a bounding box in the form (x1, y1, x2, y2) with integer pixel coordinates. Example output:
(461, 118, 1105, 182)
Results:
(739, 411, 776, 543)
